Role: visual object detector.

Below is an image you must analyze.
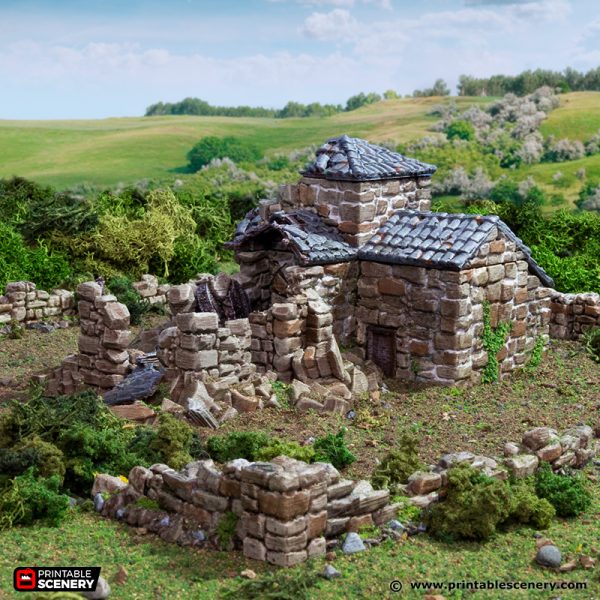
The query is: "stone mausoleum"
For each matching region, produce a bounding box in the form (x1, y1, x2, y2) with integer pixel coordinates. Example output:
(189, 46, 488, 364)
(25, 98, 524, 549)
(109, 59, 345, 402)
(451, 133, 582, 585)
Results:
(227, 135, 554, 386)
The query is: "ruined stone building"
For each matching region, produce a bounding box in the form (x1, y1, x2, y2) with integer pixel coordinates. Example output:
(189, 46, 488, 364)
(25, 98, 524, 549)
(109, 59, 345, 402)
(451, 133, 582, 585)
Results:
(227, 135, 555, 386)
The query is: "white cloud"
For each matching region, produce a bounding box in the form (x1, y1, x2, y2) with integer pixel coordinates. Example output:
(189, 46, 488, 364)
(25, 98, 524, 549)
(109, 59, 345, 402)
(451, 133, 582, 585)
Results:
(300, 9, 358, 40)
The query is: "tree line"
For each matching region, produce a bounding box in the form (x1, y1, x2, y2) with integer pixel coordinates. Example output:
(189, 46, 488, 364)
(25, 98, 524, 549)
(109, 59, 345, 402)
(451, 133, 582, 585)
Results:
(144, 92, 383, 118)
(458, 67, 600, 97)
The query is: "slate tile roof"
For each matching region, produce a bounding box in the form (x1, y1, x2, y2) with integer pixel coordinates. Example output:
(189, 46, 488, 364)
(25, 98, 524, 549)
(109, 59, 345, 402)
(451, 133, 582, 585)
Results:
(358, 210, 554, 287)
(225, 208, 356, 265)
(301, 135, 437, 182)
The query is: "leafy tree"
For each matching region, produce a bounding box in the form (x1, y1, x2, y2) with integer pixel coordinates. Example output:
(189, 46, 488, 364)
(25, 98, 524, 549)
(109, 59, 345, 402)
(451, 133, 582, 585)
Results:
(345, 92, 382, 111)
(413, 79, 451, 97)
(187, 136, 263, 171)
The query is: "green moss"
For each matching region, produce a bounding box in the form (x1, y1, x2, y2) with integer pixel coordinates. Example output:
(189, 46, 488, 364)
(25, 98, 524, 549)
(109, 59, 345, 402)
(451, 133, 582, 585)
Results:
(255, 439, 315, 463)
(216, 511, 239, 550)
(134, 497, 160, 510)
(206, 431, 270, 463)
(151, 413, 196, 469)
(481, 301, 512, 383)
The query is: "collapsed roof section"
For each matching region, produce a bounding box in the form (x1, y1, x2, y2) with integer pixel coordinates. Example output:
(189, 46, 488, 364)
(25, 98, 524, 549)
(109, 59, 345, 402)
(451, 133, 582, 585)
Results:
(225, 209, 357, 265)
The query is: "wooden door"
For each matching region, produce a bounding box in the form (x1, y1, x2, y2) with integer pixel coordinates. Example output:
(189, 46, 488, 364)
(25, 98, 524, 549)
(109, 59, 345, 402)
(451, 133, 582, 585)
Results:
(367, 326, 396, 377)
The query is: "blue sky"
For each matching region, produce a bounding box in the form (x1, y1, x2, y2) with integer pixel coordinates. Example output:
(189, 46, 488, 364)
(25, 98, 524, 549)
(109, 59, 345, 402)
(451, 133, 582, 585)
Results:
(0, 0, 598, 119)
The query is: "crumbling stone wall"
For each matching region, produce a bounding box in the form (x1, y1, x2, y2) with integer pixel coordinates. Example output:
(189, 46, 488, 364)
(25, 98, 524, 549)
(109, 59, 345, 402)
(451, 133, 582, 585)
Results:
(45, 281, 132, 395)
(395, 424, 598, 510)
(0, 281, 75, 326)
(278, 176, 432, 246)
(549, 291, 600, 340)
(132, 274, 170, 307)
(356, 234, 551, 385)
(95, 456, 399, 567)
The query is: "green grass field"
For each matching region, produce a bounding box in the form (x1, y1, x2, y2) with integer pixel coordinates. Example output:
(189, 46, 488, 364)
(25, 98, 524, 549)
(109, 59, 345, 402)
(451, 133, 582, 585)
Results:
(0, 97, 489, 188)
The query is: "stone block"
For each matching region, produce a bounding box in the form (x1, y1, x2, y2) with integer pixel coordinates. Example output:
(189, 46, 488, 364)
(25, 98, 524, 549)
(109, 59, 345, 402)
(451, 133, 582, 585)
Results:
(266, 550, 307, 567)
(258, 489, 310, 521)
(77, 281, 103, 301)
(176, 312, 219, 333)
(407, 472, 442, 496)
(243, 537, 267, 562)
(175, 348, 218, 370)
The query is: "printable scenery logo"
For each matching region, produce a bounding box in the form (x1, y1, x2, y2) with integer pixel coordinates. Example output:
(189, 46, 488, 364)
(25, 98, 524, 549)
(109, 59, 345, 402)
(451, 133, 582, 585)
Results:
(14, 567, 101, 592)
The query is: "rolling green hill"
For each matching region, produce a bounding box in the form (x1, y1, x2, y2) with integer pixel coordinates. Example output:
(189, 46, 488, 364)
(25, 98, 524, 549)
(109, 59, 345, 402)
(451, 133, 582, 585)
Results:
(0, 96, 490, 188)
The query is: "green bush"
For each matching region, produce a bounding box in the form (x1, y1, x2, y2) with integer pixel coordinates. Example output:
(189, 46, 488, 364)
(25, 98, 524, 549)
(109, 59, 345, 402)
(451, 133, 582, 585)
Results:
(508, 478, 555, 529)
(425, 464, 513, 541)
(535, 462, 592, 517)
(313, 428, 356, 470)
(0, 468, 70, 529)
(255, 439, 315, 463)
(446, 120, 476, 141)
(187, 136, 263, 172)
(372, 432, 425, 494)
(150, 413, 199, 470)
(206, 431, 270, 463)
(220, 566, 317, 600)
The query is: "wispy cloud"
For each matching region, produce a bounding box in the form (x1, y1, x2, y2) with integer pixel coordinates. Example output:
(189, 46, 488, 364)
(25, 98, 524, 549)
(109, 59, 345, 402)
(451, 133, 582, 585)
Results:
(300, 9, 358, 40)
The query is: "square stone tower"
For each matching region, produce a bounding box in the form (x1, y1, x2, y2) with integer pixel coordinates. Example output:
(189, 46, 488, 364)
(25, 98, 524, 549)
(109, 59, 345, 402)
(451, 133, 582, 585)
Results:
(278, 135, 436, 246)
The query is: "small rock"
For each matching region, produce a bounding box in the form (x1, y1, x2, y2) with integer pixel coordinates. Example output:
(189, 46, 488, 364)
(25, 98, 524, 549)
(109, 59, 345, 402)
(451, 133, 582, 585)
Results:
(191, 529, 206, 543)
(82, 576, 111, 599)
(558, 560, 578, 573)
(115, 508, 126, 520)
(346, 410, 356, 420)
(93, 493, 105, 513)
(113, 566, 128, 585)
(342, 532, 366, 555)
(325, 551, 336, 561)
(159, 516, 170, 527)
(580, 555, 596, 569)
(241, 569, 256, 579)
(536, 545, 562, 569)
(322, 565, 341, 580)
(387, 519, 404, 532)
(535, 537, 554, 549)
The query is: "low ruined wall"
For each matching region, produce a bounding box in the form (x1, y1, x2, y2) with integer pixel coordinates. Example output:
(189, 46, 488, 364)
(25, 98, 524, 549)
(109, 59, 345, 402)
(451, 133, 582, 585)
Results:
(45, 282, 132, 396)
(0, 282, 75, 326)
(96, 456, 398, 567)
(550, 291, 600, 340)
(401, 424, 598, 509)
(132, 274, 170, 307)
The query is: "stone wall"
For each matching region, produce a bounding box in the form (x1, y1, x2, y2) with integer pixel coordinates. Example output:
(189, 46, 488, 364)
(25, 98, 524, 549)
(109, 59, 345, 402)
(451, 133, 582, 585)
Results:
(95, 456, 399, 567)
(45, 282, 132, 396)
(356, 233, 551, 385)
(0, 282, 75, 326)
(132, 274, 170, 307)
(549, 291, 600, 340)
(399, 424, 598, 510)
(278, 176, 432, 246)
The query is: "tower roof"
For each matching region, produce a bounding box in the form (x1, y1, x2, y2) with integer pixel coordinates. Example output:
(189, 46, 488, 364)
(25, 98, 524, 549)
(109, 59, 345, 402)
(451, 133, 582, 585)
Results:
(301, 135, 437, 182)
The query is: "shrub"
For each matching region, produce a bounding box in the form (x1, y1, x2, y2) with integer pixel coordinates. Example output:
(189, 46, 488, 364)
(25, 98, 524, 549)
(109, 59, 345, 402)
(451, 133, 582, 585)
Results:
(535, 463, 592, 517)
(313, 428, 356, 470)
(206, 431, 270, 463)
(508, 478, 555, 529)
(255, 439, 315, 463)
(372, 432, 425, 494)
(445, 120, 476, 141)
(425, 464, 513, 541)
(150, 413, 197, 470)
(187, 136, 263, 172)
(0, 468, 70, 529)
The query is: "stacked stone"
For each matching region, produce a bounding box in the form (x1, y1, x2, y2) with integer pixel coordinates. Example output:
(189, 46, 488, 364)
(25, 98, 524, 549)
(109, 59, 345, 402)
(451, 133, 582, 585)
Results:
(165, 283, 196, 317)
(271, 300, 305, 383)
(249, 310, 272, 373)
(325, 478, 396, 537)
(0, 281, 75, 326)
(395, 424, 598, 510)
(76, 281, 132, 389)
(132, 274, 170, 307)
(157, 312, 254, 382)
(549, 291, 600, 340)
(278, 176, 432, 247)
(239, 458, 328, 566)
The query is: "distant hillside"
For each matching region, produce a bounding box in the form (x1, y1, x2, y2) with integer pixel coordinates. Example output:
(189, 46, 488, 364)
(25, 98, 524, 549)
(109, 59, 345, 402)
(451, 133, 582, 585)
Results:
(0, 93, 599, 193)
